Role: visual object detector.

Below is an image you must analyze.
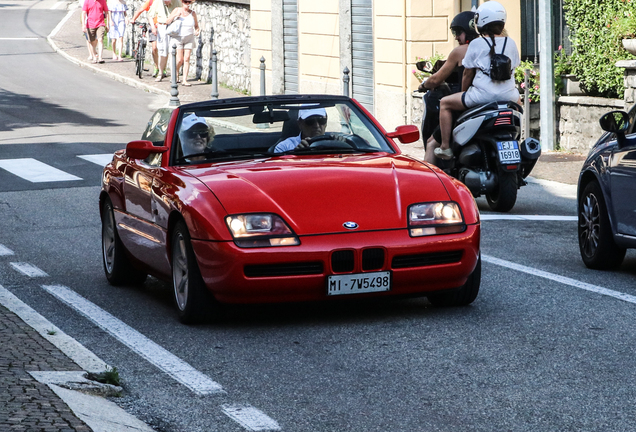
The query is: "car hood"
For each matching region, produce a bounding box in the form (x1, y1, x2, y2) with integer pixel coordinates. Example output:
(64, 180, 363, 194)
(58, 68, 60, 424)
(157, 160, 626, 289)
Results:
(184, 155, 450, 235)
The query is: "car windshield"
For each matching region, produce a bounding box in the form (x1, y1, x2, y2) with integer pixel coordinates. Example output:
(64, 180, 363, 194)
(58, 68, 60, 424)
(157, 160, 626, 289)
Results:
(172, 100, 394, 165)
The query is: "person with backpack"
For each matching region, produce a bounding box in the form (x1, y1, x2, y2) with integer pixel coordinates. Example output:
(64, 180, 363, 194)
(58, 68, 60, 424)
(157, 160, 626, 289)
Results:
(420, 11, 478, 164)
(434, 1, 520, 160)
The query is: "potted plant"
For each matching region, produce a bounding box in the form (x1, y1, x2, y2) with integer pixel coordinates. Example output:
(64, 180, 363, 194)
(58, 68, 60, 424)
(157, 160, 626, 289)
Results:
(611, 12, 636, 55)
(554, 46, 582, 95)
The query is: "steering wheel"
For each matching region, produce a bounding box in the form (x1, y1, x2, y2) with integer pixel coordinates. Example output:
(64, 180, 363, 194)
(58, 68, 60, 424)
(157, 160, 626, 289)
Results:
(307, 133, 357, 149)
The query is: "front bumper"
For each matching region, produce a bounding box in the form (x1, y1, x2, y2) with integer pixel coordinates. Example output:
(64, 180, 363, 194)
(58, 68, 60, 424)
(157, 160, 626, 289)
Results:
(191, 225, 480, 304)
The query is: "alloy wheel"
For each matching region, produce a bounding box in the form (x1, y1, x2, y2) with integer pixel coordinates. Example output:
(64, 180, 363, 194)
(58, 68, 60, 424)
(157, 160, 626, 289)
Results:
(172, 233, 189, 311)
(102, 206, 116, 274)
(579, 192, 600, 258)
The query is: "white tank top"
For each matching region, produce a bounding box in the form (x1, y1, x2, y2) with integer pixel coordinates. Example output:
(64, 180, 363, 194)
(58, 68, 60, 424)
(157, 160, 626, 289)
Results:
(178, 13, 195, 37)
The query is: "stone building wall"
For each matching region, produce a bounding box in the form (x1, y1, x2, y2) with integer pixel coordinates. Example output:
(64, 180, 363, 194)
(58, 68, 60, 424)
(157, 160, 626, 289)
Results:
(123, 0, 251, 93)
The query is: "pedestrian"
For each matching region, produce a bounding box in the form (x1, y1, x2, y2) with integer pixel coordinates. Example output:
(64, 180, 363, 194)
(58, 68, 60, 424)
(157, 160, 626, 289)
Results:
(82, 0, 109, 64)
(130, 0, 160, 76)
(108, 0, 128, 61)
(165, 0, 199, 86)
(78, 0, 94, 62)
(149, 0, 182, 82)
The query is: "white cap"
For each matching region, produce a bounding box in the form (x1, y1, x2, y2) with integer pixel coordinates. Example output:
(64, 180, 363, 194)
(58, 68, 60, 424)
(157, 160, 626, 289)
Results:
(181, 114, 208, 131)
(298, 107, 327, 120)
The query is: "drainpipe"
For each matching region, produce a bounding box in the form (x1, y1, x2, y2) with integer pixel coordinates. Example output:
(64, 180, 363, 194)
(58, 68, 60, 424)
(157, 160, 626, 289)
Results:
(403, 0, 408, 124)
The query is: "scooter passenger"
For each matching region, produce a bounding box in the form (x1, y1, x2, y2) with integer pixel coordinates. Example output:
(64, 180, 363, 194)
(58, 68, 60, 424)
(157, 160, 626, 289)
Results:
(421, 11, 478, 164)
(435, 1, 520, 160)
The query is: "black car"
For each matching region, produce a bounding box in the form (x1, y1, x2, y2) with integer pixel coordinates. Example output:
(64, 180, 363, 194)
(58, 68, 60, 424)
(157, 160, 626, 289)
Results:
(578, 110, 636, 269)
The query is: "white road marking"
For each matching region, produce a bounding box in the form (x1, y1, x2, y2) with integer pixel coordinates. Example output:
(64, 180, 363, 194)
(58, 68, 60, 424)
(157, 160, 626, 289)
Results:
(78, 154, 114, 166)
(0, 37, 40, 40)
(0, 158, 81, 182)
(0, 285, 109, 372)
(10, 262, 48, 277)
(483, 254, 636, 305)
(222, 404, 281, 432)
(481, 214, 577, 221)
(50, 1, 65, 9)
(41, 284, 225, 395)
(0, 244, 14, 256)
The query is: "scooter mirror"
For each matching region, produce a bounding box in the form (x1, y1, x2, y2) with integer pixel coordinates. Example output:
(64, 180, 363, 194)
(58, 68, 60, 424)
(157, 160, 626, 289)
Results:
(415, 61, 433, 72)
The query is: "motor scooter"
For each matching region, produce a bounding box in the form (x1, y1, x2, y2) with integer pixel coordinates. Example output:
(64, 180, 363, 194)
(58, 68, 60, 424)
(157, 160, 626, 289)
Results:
(416, 61, 541, 212)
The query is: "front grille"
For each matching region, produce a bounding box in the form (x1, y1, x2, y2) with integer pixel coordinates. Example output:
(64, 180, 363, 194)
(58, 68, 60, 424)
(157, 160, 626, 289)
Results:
(362, 248, 385, 271)
(391, 250, 463, 269)
(331, 250, 354, 273)
(244, 262, 323, 278)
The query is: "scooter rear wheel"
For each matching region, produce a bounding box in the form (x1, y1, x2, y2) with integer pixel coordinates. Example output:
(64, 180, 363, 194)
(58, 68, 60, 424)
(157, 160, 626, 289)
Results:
(486, 171, 517, 212)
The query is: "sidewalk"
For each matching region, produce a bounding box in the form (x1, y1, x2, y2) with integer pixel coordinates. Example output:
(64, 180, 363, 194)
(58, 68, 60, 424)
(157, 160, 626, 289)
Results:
(49, 7, 244, 104)
(0, 304, 91, 432)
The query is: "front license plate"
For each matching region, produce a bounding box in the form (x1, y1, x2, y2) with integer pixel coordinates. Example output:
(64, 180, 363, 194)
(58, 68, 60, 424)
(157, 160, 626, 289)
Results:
(497, 141, 521, 164)
(327, 271, 391, 296)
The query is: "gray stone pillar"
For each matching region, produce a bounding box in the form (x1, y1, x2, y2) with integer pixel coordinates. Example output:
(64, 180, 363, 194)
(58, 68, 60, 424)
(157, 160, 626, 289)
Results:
(616, 60, 636, 112)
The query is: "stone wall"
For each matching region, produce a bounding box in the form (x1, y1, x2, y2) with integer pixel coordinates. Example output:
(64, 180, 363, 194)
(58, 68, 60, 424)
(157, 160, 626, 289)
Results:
(410, 92, 624, 154)
(123, 0, 250, 92)
(557, 96, 624, 153)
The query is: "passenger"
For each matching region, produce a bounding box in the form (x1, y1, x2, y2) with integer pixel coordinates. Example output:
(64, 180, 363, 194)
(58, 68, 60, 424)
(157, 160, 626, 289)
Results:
(435, 1, 520, 160)
(274, 108, 327, 153)
(179, 114, 215, 161)
(422, 10, 478, 164)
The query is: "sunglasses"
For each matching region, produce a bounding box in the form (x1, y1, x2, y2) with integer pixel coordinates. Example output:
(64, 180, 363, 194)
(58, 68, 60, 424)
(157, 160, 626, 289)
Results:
(302, 116, 327, 127)
(183, 0, 192, 3)
(187, 130, 208, 138)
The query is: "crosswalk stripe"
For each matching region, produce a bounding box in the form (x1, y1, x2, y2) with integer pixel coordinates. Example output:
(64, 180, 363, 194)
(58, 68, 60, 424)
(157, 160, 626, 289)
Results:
(10, 262, 48, 277)
(0, 244, 14, 256)
(78, 154, 114, 167)
(0, 158, 82, 183)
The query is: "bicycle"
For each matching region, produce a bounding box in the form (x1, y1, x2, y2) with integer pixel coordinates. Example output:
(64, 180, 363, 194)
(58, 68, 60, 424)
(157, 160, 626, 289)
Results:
(132, 22, 148, 79)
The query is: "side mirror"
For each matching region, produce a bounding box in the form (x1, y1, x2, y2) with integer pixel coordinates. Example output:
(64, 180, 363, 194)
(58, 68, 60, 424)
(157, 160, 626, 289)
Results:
(599, 111, 629, 133)
(386, 125, 420, 144)
(126, 140, 168, 160)
(415, 60, 432, 73)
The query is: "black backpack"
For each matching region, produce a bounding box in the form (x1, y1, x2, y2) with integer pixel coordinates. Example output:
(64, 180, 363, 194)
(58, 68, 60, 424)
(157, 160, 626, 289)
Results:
(483, 36, 512, 81)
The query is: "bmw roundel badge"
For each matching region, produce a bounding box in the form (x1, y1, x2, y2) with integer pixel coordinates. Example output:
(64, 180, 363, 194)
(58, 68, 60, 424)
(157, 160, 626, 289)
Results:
(343, 221, 359, 230)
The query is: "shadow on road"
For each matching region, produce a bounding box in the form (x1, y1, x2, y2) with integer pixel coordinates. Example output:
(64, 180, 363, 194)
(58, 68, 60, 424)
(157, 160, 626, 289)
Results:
(0, 88, 118, 132)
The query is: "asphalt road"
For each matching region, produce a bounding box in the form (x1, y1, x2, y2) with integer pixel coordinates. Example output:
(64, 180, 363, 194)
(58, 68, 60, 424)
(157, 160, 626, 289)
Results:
(2, 5, 636, 432)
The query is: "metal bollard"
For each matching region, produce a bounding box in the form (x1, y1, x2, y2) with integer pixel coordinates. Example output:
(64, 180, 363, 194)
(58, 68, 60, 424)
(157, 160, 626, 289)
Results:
(343, 67, 350, 97)
(207, 28, 215, 84)
(210, 49, 219, 100)
(523, 68, 530, 140)
(195, 31, 203, 81)
(169, 42, 180, 107)
(260, 56, 266, 96)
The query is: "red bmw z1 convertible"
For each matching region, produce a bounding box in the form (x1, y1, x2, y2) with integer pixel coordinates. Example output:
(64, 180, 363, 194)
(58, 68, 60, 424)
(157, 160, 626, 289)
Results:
(100, 95, 481, 323)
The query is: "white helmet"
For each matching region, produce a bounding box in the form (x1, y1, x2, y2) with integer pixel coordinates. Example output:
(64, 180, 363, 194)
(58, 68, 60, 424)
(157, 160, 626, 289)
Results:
(474, 1, 507, 31)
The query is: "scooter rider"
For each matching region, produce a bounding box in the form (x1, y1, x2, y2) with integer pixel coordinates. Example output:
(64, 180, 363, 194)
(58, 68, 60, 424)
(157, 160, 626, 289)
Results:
(435, 1, 520, 160)
(421, 11, 478, 164)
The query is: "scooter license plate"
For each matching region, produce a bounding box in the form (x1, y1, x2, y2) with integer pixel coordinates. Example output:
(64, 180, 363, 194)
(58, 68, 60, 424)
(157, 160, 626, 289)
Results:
(497, 141, 521, 164)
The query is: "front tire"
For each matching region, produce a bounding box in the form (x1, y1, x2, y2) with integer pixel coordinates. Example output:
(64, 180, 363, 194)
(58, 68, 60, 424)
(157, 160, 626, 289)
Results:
(427, 255, 481, 307)
(171, 221, 220, 324)
(486, 170, 517, 212)
(578, 181, 626, 269)
(101, 199, 147, 286)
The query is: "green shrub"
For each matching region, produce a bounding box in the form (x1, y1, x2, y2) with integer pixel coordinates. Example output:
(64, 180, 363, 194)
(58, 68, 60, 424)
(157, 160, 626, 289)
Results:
(564, 0, 634, 98)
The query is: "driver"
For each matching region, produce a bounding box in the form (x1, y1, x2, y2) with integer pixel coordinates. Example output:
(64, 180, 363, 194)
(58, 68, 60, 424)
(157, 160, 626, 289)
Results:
(178, 114, 215, 161)
(274, 107, 327, 153)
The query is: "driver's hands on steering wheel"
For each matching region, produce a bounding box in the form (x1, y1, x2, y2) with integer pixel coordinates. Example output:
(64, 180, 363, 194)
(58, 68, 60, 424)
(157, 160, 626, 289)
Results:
(296, 138, 311, 150)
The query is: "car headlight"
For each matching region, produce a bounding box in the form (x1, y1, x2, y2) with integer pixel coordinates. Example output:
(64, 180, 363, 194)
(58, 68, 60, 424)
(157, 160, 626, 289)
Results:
(408, 202, 466, 236)
(225, 213, 300, 247)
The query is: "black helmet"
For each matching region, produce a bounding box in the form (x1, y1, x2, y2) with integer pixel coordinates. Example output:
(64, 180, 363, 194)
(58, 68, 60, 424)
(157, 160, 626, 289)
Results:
(450, 11, 478, 42)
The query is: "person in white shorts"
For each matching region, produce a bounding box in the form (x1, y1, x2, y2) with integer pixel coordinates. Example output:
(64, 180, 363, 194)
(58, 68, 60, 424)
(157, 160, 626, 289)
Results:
(149, 0, 181, 82)
(166, 0, 200, 86)
(435, 1, 520, 160)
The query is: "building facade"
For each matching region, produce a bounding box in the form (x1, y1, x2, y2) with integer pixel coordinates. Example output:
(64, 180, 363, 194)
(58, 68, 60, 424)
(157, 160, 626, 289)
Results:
(250, 0, 522, 129)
